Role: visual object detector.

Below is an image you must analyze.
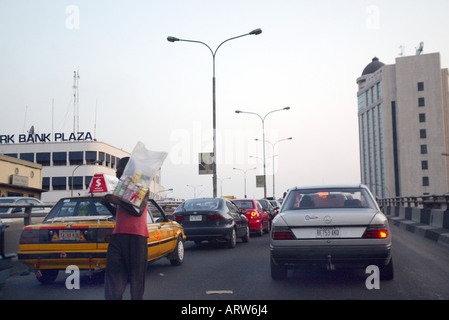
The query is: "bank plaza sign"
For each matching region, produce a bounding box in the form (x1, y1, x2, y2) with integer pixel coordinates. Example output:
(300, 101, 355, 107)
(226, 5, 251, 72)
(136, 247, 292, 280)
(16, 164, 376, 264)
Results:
(0, 131, 94, 144)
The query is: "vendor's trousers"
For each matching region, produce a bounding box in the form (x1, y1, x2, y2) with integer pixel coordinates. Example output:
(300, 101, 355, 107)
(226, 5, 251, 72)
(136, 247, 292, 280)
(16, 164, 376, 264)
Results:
(104, 233, 148, 300)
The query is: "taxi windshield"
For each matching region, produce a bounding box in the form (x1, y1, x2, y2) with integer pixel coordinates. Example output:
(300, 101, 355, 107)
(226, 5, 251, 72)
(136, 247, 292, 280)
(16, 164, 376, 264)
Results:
(44, 197, 112, 222)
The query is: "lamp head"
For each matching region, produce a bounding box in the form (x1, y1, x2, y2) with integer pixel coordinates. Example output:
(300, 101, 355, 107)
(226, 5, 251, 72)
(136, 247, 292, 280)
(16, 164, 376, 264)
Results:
(235, 110, 242, 114)
(167, 36, 179, 42)
(249, 28, 262, 35)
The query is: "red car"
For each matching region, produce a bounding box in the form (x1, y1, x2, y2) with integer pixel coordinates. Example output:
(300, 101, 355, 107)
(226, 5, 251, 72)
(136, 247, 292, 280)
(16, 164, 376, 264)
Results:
(234, 199, 270, 236)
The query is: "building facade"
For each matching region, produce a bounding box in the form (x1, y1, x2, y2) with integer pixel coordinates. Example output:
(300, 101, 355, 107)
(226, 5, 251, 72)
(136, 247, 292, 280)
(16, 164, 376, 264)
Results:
(357, 53, 449, 198)
(0, 137, 164, 203)
(0, 154, 44, 199)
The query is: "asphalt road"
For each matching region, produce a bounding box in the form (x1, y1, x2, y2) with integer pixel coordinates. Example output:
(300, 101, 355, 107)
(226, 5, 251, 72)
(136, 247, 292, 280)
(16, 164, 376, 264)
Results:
(1, 224, 449, 301)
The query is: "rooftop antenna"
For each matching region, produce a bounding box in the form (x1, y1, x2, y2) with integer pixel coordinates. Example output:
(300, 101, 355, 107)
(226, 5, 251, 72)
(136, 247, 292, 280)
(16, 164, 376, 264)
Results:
(73, 70, 80, 134)
(415, 42, 424, 55)
(23, 105, 28, 133)
(398, 45, 404, 57)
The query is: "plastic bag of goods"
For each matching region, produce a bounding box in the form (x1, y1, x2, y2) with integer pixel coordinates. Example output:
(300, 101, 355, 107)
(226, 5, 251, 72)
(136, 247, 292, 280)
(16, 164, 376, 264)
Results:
(113, 141, 168, 207)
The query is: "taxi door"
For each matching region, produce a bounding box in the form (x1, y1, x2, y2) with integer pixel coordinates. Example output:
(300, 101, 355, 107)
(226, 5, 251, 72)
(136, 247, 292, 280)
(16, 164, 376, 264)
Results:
(146, 210, 162, 261)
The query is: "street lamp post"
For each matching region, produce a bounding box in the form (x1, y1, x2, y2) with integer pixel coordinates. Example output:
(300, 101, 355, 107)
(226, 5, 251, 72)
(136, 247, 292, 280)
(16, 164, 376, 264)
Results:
(255, 137, 292, 198)
(233, 167, 256, 198)
(218, 177, 231, 197)
(187, 184, 202, 198)
(71, 160, 101, 196)
(235, 107, 290, 198)
(167, 28, 262, 198)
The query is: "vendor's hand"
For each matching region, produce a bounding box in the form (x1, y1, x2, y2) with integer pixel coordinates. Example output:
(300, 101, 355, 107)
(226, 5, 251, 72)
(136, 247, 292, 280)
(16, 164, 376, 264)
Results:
(101, 194, 121, 205)
(138, 191, 150, 215)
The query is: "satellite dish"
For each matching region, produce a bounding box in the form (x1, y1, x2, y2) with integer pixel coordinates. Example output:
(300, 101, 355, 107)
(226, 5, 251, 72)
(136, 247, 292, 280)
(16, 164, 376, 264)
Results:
(28, 125, 34, 136)
(415, 42, 424, 55)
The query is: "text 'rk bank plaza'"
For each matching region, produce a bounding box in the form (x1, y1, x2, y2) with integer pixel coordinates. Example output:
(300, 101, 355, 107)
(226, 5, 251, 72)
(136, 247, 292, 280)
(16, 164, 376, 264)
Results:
(0, 131, 164, 203)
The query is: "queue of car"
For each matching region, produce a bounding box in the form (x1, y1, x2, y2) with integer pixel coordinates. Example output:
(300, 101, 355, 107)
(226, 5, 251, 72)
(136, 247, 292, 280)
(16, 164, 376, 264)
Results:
(6, 173, 393, 284)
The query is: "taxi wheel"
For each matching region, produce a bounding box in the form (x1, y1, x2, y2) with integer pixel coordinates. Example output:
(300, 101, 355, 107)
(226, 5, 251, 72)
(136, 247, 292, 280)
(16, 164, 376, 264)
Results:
(37, 269, 59, 284)
(169, 236, 185, 266)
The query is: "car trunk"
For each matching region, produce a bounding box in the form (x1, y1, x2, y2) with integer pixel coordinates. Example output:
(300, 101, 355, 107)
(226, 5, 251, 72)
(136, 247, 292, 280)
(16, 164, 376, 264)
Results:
(175, 211, 228, 227)
(279, 208, 378, 239)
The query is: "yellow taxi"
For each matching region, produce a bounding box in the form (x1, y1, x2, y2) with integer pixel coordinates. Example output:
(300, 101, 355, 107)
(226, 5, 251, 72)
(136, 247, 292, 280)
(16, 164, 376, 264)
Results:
(18, 175, 185, 284)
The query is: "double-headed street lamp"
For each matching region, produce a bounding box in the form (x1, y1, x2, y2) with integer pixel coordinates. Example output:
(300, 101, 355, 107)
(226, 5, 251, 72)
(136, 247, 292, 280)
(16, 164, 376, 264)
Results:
(167, 28, 262, 198)
(255, 137, 292, 198)
(235, 107, 290, 198)
(233, 167, 256, 198)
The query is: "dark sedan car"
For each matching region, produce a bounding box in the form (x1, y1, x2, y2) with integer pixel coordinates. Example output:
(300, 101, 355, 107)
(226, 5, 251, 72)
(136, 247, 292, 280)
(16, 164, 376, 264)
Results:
(173, 198, 250, 248)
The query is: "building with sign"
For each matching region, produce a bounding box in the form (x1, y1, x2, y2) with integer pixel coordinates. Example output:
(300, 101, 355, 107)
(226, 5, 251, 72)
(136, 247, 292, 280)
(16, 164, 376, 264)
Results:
(357, 52, 449, 198)
(0, 137, 164, 203)
(0, 154, 45, 199)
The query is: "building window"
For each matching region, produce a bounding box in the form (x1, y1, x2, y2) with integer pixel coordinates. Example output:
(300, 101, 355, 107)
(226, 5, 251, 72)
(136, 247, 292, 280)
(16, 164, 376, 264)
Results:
(422, 176, 429, 186)
(420, 129, 427, 139)
(420, 144, 428, 154)
(419, 113, 426, 123)
(42, 177, 50, 191)
(85, 176, 93, 189)
(20, 153, 34, 162)
(418, 97, 425, 107)
(421, 160, 428, 170)
(52, 177, 67, 190)
(418, 82, 424, 91)
(85, 151, 97, 164)
(69, 151, 83, 165)
(69, 176, 83, 190)
(53, 152, 67, 166)
(36, 152, 51, 166)
(99, 152, 105, 165)
(106, 153, 111, 167)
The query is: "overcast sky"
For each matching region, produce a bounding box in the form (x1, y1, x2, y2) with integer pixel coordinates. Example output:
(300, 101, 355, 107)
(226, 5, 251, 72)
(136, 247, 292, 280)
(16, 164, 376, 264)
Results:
(1, 0, 449, 200)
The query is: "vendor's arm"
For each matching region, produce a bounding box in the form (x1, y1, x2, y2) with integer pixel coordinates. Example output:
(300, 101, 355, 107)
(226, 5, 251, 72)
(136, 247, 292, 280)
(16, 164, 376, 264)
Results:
(101, 192, 149, 217)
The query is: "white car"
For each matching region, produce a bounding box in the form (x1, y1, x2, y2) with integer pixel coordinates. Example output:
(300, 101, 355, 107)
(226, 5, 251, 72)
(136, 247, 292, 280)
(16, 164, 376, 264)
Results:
(0, 197, 50, 215)
(270, 185, 393, 280)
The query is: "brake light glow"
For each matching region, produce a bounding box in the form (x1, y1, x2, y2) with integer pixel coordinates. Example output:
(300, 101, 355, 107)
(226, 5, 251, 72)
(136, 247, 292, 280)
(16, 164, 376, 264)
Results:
(363, 226, 388, 239)
(250, 211, 259, 219)
(174, 215, 184, 222)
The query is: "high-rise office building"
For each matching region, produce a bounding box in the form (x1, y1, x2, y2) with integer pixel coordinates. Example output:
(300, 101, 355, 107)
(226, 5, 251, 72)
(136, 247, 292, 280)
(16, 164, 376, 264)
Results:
(357, 52, 449, 198)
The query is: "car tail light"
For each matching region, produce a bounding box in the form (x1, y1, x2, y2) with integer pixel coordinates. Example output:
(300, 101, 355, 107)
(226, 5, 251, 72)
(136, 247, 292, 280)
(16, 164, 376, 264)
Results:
(97, 228, 114, 242)
(272, 226, 296, 240)
(362, 226, 388, 239)
(20, 228, 40, 244)
(174, 215, 184, 222)
(249, 211, 259, 219)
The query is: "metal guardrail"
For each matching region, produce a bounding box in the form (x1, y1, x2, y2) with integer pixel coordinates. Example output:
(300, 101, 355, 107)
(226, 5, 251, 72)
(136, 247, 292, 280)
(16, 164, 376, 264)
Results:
(0, 204, 53, 226)
(378, 194, 449, 210)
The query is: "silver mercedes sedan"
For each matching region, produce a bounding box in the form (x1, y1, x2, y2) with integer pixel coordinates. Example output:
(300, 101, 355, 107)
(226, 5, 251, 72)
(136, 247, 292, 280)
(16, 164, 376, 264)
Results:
(270, 185, 393, 280)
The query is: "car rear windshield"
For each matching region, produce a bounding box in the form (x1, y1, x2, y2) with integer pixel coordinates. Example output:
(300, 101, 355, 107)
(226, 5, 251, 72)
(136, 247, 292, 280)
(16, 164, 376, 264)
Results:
(282, 188, 377, 211)
(234, 200, 254, 209)
(176, 199, 222, 211)
(44, 197, 112, 221)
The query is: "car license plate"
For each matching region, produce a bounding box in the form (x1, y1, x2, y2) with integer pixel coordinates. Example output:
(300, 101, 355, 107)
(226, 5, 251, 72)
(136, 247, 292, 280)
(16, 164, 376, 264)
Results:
(59, 230, 81, 241)
(190, 215, 202, 222)
(316, 227, 340, 238)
